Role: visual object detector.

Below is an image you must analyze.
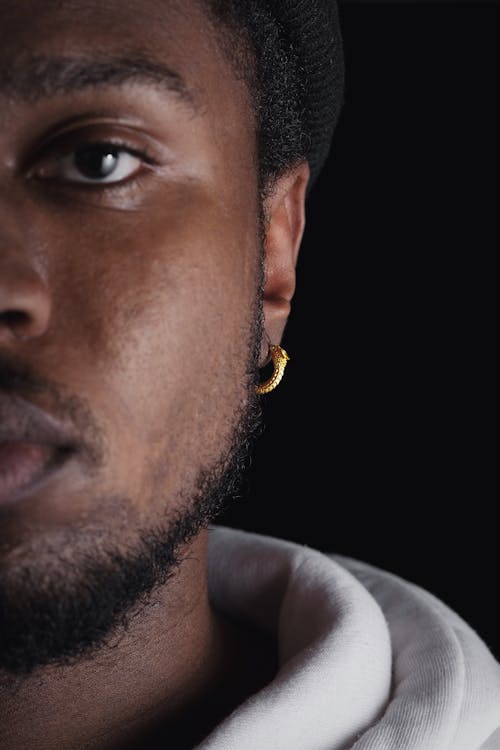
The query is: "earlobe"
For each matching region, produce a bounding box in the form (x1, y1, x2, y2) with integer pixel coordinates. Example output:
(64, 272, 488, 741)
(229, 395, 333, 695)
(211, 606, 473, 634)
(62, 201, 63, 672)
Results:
(261, 160, 310, 353)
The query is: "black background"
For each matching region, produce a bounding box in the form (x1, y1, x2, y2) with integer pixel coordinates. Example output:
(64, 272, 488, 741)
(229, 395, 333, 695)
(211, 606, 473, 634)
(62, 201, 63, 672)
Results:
(219, 2, 499, 661)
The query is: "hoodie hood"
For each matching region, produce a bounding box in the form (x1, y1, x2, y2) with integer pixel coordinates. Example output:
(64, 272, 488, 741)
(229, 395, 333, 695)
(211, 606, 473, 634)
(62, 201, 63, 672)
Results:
(197, 526, 500, 750)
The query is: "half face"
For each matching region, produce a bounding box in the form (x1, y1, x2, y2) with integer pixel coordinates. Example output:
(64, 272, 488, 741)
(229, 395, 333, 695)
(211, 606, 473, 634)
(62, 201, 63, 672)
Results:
(0, 0, 263, 671)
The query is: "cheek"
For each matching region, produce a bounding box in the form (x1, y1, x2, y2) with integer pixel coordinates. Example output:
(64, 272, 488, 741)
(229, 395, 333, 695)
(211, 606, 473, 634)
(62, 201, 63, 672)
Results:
(49, 181, 261, 506)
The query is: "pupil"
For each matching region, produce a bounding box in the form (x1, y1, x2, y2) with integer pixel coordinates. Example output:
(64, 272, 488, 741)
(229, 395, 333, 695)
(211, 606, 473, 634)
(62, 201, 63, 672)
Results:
(74, 145, 119, 179)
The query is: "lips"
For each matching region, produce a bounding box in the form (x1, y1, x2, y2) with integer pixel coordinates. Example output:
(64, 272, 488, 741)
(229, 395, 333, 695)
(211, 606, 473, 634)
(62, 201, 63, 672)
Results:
(0, 441, 70, 506)
(0, 394, 80, 506)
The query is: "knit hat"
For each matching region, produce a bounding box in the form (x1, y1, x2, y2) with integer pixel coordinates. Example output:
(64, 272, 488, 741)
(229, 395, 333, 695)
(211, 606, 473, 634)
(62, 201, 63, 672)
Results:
(264, 0, 345, 188)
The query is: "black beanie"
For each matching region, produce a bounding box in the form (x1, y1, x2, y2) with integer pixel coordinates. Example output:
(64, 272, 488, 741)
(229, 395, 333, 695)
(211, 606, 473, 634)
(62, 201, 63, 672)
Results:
(263, 0, 345, 188)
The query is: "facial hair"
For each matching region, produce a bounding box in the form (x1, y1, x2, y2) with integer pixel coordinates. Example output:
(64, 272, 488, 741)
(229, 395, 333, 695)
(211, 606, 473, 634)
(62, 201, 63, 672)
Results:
(0, 277, 265, 682)
(0, 400, 263, 682)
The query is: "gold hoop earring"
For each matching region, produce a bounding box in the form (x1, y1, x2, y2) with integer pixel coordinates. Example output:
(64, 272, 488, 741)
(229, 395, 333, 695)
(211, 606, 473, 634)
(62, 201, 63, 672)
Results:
(255, 345, 290, 395)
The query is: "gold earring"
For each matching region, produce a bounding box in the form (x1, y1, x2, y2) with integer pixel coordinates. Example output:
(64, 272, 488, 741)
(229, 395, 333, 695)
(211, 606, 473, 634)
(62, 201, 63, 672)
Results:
(255, 345, 290, 395)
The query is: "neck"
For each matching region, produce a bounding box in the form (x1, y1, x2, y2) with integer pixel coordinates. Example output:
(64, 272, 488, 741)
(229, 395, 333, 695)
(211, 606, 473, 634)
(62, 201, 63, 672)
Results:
(0, 529, 234, 750)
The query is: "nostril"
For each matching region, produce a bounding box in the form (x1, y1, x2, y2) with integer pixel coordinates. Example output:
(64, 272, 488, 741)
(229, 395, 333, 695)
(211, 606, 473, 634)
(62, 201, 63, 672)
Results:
(0, 272, 52, 339)
(1, 310, 29, 326)
(0, 311, 33, 339)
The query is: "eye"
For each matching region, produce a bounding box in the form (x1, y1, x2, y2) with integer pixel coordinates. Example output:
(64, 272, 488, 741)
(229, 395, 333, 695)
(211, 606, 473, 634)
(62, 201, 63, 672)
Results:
(36, 142, 145, 185)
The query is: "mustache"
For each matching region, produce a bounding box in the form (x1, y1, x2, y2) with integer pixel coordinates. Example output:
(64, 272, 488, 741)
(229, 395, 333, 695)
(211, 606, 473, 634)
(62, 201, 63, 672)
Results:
(0, 354, 106, 468)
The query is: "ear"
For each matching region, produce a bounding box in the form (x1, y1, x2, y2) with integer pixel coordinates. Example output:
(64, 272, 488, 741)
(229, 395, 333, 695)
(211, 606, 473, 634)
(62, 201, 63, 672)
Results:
(260, 160, 310, 363)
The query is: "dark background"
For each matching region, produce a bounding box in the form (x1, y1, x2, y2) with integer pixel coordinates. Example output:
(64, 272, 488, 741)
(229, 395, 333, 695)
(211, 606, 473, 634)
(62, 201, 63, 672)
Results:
(219, 2, 499, 660)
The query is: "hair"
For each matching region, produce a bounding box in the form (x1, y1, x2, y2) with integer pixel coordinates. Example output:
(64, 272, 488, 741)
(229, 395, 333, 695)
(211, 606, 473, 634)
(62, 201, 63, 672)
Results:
(200, 0, 345, 199)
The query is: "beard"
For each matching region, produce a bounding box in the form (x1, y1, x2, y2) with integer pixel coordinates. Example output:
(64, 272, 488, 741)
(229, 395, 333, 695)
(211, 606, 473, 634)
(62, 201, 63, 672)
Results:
(0, 399, 261, 685)
(0, 268, 266, 683)
(0, 387, 263, 683)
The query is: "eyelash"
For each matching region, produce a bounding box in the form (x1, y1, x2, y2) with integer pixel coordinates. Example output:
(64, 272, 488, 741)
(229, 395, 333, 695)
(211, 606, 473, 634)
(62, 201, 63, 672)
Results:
(31, 138, 158, 190)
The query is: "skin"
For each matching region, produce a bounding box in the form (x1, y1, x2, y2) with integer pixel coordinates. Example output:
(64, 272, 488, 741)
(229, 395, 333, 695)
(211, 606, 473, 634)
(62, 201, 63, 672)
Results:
(0, 1, 309, 748)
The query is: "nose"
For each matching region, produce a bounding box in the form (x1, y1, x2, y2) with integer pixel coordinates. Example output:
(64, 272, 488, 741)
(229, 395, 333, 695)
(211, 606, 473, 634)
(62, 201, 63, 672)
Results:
(0, 257, 51, 342)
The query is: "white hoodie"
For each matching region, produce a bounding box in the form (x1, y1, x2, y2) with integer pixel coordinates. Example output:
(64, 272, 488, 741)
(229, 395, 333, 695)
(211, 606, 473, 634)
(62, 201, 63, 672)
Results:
(198, 526, 500, 750)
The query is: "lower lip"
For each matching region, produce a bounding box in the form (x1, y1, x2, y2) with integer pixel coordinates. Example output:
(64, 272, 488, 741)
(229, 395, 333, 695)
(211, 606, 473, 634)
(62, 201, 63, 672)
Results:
(0, 442, 71, 507)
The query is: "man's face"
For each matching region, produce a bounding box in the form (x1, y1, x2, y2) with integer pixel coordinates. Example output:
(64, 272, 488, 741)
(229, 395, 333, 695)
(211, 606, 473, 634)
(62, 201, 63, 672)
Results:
(0, 0, 263, 674)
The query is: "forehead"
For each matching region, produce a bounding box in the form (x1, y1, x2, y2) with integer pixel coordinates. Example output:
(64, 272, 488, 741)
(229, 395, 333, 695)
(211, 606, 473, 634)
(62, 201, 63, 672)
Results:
(1, 0, 205, 55)
(0, 0, 252, 127)
(1, 0, 209, 47)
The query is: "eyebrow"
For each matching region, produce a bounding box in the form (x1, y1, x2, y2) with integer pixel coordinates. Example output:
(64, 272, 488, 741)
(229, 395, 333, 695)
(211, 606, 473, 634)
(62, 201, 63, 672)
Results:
(0, 53, 198, 110)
